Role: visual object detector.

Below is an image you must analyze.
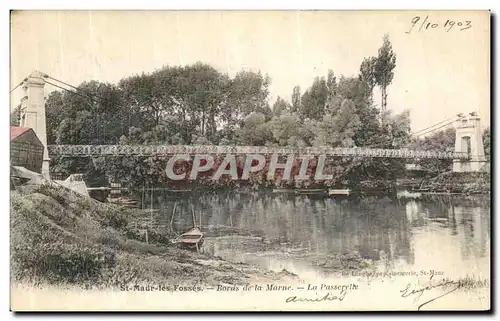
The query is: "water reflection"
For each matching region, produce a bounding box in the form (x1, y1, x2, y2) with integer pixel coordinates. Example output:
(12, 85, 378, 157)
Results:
(135, 190, 490, 279)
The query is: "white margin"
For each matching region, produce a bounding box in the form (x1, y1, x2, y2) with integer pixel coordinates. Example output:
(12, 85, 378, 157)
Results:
(1, 1, 497, 320)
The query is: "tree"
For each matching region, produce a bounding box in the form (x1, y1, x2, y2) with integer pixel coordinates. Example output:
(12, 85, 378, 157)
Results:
(177, 63, 230, 139)
(325, 70, 339, 113)
(267, 112, 313, 147)
(10, 104, 21, 126)
(226, 70, 272, 125)
(45, 91, 64, 144)
(153, 65, 194, 142)
(291, 85, 301, 113)
(48, 81, 122, 145)
(326, 70, 337, 92)
(236, 112, 273, 146)
(309, 99, 361, 147)
(300, 77, 328, 120)
(119, 72, 168, 130)
(376, 109, 412, 150)
(272, 96, 290, 117)
(346, 109, 411, 184)
(374, 34, 396, 113)
(119, 63, 231, 144)
(483, 127, 490, 161)
(333, 76, 381, 147)
(359, 56, 377, 99)
(43, 80, 123, 186)
(410, 128, 456, 173)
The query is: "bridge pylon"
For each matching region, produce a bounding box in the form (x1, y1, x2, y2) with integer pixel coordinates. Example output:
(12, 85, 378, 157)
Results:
(453, 113, 487, 172)
(20, 71, 50, 179)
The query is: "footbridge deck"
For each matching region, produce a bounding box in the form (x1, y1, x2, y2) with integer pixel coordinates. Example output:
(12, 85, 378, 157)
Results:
(47, 145, 469, 160)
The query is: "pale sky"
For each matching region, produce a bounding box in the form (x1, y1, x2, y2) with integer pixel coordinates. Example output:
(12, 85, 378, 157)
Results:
(10, 10, 490, 132)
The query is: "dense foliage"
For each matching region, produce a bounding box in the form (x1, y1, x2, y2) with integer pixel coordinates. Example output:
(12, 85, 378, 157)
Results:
(39, 36, 413, 188)
(410, 128, 456, 174)
(410, 127, 491, 174)
(483, 127, 490, 161)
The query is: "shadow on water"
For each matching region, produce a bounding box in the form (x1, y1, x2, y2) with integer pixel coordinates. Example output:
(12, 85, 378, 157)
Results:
(130, 189, 490, 276)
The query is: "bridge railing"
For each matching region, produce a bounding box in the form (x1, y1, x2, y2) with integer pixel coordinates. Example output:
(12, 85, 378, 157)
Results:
(47, 145, 470, 160)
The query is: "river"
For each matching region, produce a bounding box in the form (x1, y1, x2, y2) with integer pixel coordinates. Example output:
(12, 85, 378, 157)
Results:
(134, 190, 490, 281)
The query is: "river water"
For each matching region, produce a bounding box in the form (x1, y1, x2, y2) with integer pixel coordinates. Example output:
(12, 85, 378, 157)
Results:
(135, 190, 490, 281)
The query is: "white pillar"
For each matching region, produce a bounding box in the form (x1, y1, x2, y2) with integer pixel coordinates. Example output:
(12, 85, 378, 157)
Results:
(21, 71, 50, 179)
(19, 96, 28, 127)
(453, 114, 487, 172)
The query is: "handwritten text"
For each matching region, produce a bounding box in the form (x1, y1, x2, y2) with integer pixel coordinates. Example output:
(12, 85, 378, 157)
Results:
(406, 15, 472, 34)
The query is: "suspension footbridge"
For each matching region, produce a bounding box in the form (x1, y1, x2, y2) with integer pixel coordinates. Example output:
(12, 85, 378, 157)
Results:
(12, 71, 488, 178)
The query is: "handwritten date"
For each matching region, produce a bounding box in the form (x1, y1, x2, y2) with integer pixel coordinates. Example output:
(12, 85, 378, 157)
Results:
(406, 15, 472, 34)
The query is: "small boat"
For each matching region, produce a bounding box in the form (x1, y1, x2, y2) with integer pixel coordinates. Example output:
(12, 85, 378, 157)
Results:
(295, 189, 327, 195)
(107, 197, 138, 208)
(328, 189, 351, 196)
(272, 188, 295, 193)
(171, 227, 204, 252)
(397, 190, 422, 199)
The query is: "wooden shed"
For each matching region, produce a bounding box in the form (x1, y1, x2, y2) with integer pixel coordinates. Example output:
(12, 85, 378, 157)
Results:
(10, 127, 44, 173)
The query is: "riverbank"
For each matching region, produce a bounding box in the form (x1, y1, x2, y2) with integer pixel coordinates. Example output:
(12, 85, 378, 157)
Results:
(418, 171, 490, 194)
(113, 170, 490, 202)
(10, 183, 300, 290)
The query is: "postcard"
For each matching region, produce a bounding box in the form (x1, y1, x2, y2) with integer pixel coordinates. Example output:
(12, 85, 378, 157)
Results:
(10, 10, 490, 311)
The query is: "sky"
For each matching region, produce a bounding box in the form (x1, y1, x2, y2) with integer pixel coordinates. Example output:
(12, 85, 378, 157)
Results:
(10, 10, 490, 133)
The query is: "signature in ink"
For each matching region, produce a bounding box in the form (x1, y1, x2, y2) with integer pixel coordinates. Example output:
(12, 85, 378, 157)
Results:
(400, 276, 462, 310)
(286, 290, 348, 303)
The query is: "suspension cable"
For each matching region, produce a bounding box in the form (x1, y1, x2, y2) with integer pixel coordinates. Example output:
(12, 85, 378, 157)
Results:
(44, 80, 100, 103)
(46, 75, 113, 104)
(412, 117, 458, 136)
(10, 80, 26, 93)
(414, 120, 456, 137)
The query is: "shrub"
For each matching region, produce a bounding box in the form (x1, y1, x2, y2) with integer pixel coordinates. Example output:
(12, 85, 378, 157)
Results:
(11, 242, 116, 286)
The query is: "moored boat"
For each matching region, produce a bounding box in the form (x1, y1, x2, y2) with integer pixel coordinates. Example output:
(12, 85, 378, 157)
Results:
(171, 227, 204, 252)
(107, 197, 138, 208)
(328, 189, 351, 196)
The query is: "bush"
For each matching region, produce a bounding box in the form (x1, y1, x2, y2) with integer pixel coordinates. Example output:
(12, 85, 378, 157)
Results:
(11, 242, 116, 286)
(10, 183, 180, 289)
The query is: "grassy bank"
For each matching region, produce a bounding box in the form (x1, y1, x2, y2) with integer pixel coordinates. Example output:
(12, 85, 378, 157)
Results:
(420, 171, 490, 194)
(10, 183, 293, 290)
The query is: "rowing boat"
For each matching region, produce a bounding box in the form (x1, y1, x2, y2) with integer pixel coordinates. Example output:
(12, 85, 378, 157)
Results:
(171, 227, 204, 252)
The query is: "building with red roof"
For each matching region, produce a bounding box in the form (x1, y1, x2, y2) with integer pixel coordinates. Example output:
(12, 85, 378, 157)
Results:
(11, 127, 31, 140)
(10, 127, 44, 173)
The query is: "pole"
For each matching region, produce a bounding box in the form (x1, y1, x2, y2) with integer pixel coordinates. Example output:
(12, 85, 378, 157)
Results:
(141, 185, 144, 210)
(170, 201, 177, 231)
(191, 203, 196, 228)
(150, 187, 154, 230)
